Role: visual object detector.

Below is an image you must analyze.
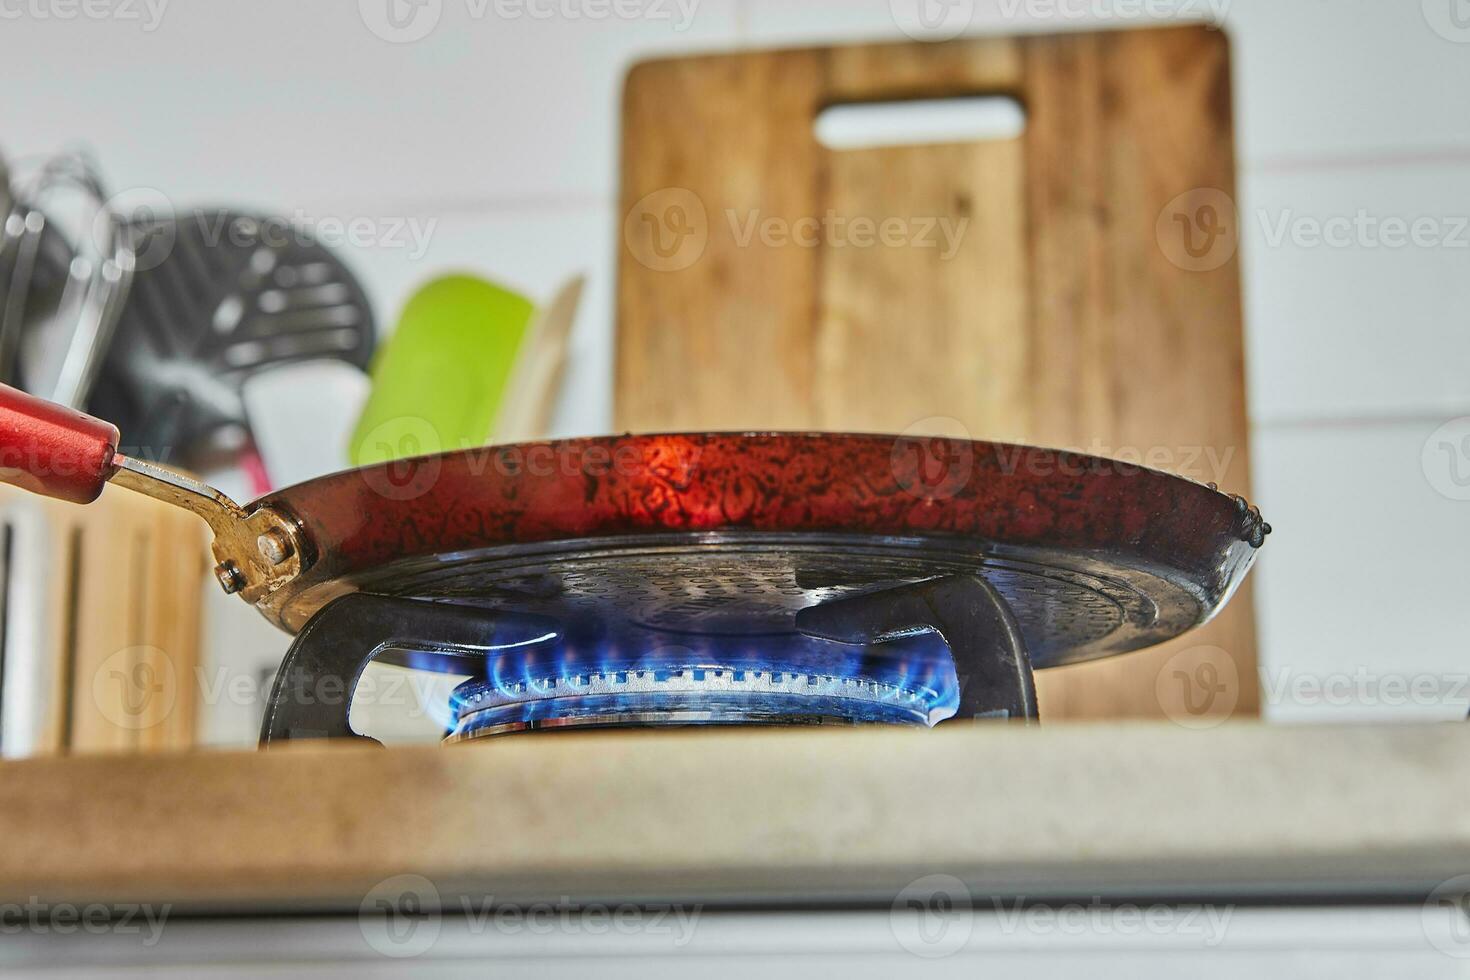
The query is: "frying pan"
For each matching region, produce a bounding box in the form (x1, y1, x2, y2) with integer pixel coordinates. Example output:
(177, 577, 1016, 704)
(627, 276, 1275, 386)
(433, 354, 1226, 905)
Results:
(0, 383, 1269, 669)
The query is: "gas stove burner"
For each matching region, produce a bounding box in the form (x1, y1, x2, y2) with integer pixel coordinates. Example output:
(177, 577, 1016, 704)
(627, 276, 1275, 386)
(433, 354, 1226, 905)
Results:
(446, 627, 958, 739)
(261, 574, 1035, 744)
(448, 668, 940, 739)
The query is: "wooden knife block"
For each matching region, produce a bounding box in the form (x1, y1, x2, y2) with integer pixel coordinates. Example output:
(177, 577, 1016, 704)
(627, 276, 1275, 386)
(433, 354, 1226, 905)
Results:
(0, 483, 205, 756)
(616, 26, 1257, 721)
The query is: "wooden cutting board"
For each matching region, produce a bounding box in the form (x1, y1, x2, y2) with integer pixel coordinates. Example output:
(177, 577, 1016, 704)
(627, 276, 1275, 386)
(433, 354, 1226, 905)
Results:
(616, 25, 1256, 721)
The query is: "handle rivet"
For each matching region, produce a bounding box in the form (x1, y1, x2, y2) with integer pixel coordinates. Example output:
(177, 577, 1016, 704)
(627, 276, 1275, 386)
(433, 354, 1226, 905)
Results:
(214, 561, 245, 595)
(257, 528, 294, 565)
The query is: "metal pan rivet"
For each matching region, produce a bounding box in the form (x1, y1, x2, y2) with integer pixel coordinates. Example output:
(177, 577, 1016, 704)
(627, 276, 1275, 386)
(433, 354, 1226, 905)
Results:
(257, 529, 294, 565)
(214, 561, 245, 594)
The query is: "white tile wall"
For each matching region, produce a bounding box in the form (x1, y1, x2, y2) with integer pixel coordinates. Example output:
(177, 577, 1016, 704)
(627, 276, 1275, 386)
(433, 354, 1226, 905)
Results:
(1, 1, 741, 207)
(1254, 420, 1470, 723)
(1239, 164, 1470, 423)
(1225, 0, 1470, 166)
(4, 0, 1465, 739)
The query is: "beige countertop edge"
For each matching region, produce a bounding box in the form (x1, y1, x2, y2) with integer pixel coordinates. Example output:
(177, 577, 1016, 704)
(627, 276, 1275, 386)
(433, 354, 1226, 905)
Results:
(0, 722, 1464, 910)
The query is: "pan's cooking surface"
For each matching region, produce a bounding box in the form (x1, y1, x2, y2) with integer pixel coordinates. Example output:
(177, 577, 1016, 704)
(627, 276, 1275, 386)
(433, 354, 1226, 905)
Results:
(255, 432, 1266, 667)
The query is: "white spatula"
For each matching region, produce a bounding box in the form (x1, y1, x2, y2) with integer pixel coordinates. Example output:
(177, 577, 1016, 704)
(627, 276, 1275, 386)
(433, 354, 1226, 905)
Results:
(242, 360, 371, 491)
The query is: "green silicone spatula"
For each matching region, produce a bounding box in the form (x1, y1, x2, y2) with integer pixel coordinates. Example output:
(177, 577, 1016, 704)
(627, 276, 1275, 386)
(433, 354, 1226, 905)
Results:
(350, 275, 535, 466)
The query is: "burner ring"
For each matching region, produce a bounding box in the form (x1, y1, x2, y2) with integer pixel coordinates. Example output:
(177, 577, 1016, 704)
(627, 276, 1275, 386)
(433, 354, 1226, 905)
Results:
(449, 666, 940, 739)
(448, 712, 884, 740)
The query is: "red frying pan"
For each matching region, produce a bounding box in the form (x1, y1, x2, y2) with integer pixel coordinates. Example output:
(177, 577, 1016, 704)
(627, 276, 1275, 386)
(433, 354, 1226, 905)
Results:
(0, 383, 1268, 671)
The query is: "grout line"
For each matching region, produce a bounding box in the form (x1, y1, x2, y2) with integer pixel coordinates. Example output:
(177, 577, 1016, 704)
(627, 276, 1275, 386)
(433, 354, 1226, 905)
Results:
(1247, 146, 1470, 177)
(316, 141, 1469, 224)
(311, 145, 1467, 219)
(1253, 411, 1470, 432)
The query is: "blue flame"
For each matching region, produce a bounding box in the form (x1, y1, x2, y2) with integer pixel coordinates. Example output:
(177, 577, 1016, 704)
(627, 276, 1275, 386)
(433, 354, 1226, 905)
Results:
(452, 611, 960, 730)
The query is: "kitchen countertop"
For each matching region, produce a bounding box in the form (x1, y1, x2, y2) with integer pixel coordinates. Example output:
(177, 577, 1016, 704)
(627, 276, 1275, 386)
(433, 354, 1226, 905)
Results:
(0, 722, 1464, 913)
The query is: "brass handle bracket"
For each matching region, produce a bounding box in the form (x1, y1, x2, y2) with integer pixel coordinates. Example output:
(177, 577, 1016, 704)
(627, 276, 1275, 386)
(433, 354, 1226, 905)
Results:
(111, 455, 310, 604)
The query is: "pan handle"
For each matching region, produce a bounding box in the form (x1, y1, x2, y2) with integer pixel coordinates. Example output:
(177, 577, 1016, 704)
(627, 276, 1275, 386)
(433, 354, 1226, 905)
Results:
(0, 381, 309, 601)
(0, 382, 120, 504)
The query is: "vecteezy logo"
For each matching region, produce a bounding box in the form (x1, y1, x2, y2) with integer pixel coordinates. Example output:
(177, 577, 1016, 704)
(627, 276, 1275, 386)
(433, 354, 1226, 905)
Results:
(623, 188, 708, 272)
(1157, 645, 1239, 729)
(359, 0, 443, 43)
(890, 417, 976, 503)
(890, 0, 975, 40)
(1424, 875, 1470, 957)
(360, 874, 442, 958)
(890, 874, 974, 958)
(92, 646, 177, 732)
(1422, 417, 1470, 501)
(1424, 0, 1470, 41)
(1156, 188, 1239, 272)
(97, 186, 177, 273)
(355, 416, 444, 502)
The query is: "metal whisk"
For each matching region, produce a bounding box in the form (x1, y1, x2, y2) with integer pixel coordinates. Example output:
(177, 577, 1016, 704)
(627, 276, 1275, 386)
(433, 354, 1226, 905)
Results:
(0, 148, 136, 407)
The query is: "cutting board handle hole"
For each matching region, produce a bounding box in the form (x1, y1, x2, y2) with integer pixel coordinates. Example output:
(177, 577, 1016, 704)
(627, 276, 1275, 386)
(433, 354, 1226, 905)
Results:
(814, 96, 1026, 151)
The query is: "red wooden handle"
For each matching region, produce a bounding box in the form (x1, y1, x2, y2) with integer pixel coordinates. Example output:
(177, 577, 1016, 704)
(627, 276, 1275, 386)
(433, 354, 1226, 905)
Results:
(0, 384, 120, 504)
